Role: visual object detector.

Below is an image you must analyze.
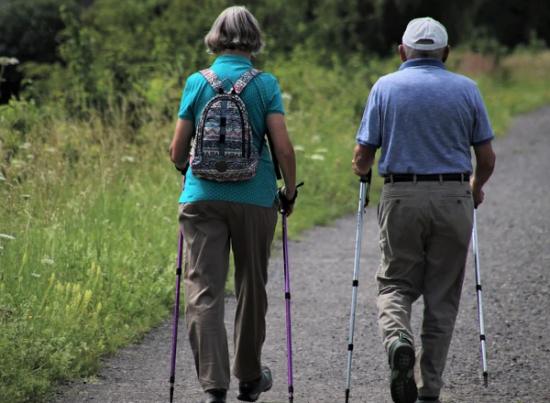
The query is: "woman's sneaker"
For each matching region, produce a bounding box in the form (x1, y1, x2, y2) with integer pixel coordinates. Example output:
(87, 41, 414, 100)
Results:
(237, 366, 273, 402)
(388, 339, 418, 403)
(204, 388, 226, 403)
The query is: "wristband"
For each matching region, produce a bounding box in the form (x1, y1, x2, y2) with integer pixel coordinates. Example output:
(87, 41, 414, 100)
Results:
(175, 164, 189, 175)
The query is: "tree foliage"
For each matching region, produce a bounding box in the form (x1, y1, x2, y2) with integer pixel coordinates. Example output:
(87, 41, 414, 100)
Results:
(0, 0, 79, 103)
(1, 0, 550, 107)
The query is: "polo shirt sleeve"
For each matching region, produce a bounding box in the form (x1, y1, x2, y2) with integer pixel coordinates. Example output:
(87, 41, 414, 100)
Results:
(178, 74, 198, 121)
(356, 83, 381, 149)
(471, 86, 494, 146)
(266, 76, 285, 115)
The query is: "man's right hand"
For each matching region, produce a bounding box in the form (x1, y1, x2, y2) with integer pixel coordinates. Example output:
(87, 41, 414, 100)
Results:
(470, 178, 484, 208)
(471, 142, 496, 209)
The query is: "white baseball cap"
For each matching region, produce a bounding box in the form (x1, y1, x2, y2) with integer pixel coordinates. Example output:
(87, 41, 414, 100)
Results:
(402, 17, 448, 50)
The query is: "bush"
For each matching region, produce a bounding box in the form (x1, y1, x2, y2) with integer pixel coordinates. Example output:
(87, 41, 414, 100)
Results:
(0, 0, 79, 103)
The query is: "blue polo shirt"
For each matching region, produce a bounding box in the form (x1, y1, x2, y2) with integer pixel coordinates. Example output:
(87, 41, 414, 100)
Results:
(356, 58, 494, 176)
(178, 55, 285, 207)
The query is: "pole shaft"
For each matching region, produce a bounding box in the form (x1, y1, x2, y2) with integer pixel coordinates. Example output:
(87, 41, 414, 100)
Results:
(282, 215, 294, 399)
(169, 177, 185, 402)
(345, 181, 366, 395)
(472, 210, 488, 384)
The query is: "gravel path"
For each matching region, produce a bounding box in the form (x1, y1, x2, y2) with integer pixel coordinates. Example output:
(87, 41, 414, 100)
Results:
(55, 107, 550, 403)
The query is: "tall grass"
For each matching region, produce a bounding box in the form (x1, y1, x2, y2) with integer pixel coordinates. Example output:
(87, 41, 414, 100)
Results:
(0, 106, 179, 401)
(1, 51, 550, 402)
(475, 51, 550, 136)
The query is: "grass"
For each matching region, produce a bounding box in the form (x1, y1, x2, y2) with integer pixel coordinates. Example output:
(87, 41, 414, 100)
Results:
(0, 112, 180, 402)
(1, 50, 550, 402)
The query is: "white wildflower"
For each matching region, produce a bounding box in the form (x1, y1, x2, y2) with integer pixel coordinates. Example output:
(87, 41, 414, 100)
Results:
(315, 148, 328, 153)
(294, 145, 305, 152)
(0, 234, 16, 240)
(0, 57, 19, 66)
(311, 135, 321, 143)
(19, 142, 31, 150)
(0, 246, 4, 250)
(121, 156, 135, 163)
(22, 195, 30, 200)
(135, 202, 141, 207)
(31, 273, 41, 278)
(41, 258, 55, 265)
(281, 93, 293, 101)
(45, 147, 57, 153)
(308, 154, 325, 161)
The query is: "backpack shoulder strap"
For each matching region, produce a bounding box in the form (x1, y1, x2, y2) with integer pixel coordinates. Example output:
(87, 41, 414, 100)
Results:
(225, 67, 281, 179)
(233, 69, 262, 95)
(200, 68, 223, 93)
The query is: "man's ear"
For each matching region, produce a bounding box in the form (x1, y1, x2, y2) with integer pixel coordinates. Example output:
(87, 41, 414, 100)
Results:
(442, 45, 451, 63)
(398, 45, 407, 62)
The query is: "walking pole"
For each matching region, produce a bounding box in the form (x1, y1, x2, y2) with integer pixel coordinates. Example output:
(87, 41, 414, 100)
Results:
(471, 209, 489, 388)
(345, 170, 372, 403)
(282, 213, 294, 403)
(169, 175, 186, 403)
(279, 182, 304, 403)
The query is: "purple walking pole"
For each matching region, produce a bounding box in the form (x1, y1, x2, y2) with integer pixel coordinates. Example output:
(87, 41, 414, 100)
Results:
(282, 214, 294, 402)
(169, 177, 185, 403)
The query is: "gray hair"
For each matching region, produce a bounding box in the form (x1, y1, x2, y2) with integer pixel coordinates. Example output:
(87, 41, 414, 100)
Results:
(204, 6, 264, 55)
(404, 44, 446, 61)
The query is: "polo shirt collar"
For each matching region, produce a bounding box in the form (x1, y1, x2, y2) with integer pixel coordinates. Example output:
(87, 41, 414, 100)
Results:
(399, 58, 446, 71)
(213, 54, 253, 67)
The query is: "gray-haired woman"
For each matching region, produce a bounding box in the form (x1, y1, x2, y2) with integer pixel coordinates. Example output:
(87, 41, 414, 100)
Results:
(170, 6, 297, 403)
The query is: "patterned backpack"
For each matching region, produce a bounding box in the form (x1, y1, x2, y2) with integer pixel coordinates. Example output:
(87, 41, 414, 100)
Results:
(190, 68, 264, 181)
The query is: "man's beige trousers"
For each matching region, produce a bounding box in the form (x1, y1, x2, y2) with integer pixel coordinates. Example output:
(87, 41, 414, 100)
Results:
(179, 200, 278, 391)
(376, 180, 474, 398)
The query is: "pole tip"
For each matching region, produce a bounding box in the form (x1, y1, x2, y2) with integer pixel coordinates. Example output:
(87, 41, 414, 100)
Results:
(483, 372, 488, 388)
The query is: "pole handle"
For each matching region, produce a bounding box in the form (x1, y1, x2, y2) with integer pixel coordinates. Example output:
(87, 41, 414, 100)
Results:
(359, 169, 372, 208)
(359, 169, 372, 184)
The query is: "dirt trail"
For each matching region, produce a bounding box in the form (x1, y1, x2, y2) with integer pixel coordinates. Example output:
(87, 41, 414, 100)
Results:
(56, 107, 550, 403)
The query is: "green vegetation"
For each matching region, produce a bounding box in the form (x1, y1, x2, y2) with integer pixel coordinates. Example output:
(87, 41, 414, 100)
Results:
(1, 1, 550, 402)
(0, 105, 178, 401)
(473, 52, 550, 136)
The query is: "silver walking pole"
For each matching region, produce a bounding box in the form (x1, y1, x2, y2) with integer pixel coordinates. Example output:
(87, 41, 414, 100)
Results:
(345, 170, 372, 403)
(472, 209, 488, 387)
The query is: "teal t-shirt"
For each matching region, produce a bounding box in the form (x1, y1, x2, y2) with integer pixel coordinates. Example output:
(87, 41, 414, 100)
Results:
(178, 55, 285, 207)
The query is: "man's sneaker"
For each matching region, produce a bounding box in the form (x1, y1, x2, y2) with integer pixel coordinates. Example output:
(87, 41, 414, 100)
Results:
(388, 339, 418, 403)
(237, 366, 273, 402)
(204, 388, 227, 403)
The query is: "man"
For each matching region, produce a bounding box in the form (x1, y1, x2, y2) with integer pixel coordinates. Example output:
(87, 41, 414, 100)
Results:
(352, 17, 496, 403)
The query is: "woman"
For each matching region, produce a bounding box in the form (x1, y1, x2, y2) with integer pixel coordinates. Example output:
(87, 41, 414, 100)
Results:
(169, 6, 297, 403)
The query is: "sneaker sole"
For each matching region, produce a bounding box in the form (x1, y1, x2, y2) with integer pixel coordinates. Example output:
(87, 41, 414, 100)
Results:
(236, 384, 272, 402)
(390, 344, 418, 403)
